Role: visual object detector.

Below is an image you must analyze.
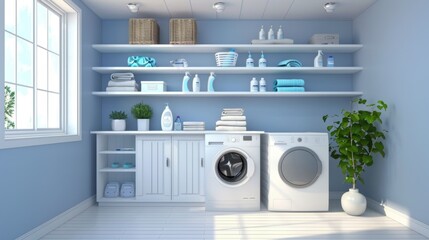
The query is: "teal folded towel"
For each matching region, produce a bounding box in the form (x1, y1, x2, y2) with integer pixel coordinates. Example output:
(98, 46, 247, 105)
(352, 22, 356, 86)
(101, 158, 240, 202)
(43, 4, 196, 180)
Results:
(127, 56, 156, 67)
(278, 59, 302, 67)
(274, 79, 305, 87)
(274, 87, 305, 92)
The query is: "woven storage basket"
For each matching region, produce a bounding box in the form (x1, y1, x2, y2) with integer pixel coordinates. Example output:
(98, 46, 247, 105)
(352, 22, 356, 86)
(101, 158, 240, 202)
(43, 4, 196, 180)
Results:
(215, 52, 238, 67)
(129, 18, 159, 44)
(169, 18, 196, 44)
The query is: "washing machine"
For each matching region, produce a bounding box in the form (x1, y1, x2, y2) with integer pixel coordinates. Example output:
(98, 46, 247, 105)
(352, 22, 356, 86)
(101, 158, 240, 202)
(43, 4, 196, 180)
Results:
(205, 133, 261, 211)
(261, 133, 329, 211)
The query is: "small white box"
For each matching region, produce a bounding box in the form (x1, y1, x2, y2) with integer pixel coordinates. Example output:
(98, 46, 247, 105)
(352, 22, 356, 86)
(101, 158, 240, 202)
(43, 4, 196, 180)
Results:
(140, 81, 166, 92)
(310, 34, 339, 44)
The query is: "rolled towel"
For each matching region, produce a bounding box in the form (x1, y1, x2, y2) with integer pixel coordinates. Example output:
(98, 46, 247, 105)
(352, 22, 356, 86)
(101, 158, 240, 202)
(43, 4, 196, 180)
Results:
(216, 126, 247, 131)
(274, 79, 305, 87)
(216, 120, 247, 127)
(127, 56, 156, 67)
(274, 87, 305, 92)
(278, 59, 302, 67)
(111, 73, 134, 80)
(108, 80, 137, 87)
(221, 116, 246, 121)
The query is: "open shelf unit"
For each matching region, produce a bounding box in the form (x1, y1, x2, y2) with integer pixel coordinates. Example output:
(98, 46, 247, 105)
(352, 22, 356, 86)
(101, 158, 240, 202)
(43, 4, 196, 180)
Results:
(92, 91, 363, 97)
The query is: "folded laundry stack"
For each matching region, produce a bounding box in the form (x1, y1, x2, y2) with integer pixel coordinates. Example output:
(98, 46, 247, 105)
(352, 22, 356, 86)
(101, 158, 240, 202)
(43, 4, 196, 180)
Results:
(216, 108, 247, 131)
(106, 73, 139, 92)
(183, 122, 205, 131)
(273, 79, 305, 92)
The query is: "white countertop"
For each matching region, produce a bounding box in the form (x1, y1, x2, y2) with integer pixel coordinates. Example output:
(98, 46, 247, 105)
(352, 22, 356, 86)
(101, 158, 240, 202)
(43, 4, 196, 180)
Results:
(91, 131, 265, 135)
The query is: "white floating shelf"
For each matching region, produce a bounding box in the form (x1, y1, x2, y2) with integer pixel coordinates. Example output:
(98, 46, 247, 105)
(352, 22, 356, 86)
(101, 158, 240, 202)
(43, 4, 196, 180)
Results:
(92, 91, 363, 98)
(99, 168, 136, 173)
(92, 44, 363, 54)
(99, 150, 136, 155)
(92, 67, 362, 75)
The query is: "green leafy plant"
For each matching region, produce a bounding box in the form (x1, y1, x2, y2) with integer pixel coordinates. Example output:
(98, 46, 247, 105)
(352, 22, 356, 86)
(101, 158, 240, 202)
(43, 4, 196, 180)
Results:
(131, 102, 152, 119)
(4, 86, 16, 129)
(109, 110, 127, 120)
(323, 98, 388, 189)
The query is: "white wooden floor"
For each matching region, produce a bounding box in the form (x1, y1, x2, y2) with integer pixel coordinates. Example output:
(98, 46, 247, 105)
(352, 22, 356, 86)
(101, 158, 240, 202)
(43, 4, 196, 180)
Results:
(41, 201, 427, 240)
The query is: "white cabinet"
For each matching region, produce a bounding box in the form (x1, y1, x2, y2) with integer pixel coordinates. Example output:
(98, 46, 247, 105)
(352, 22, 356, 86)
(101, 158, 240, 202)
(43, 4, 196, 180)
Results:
(136, 134, 205, 202)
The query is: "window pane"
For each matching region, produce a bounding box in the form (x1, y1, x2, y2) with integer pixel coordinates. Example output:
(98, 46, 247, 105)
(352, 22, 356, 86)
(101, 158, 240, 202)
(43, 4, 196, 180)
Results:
(37, 90, 48, 129)
(16, 85, 33, 129)
(37, 47, 48, 90)
(17, 38, 33, 87)
(5, 83, 17, 130)
(48, 52, 60, 93)
(48, 92, 60, 129)
(48, 11, 60, 54)
(37, 3, 48, 49)
(5, 0, 16, 33)
(5, 32, 16, 84)
(17, 0, 33, 42)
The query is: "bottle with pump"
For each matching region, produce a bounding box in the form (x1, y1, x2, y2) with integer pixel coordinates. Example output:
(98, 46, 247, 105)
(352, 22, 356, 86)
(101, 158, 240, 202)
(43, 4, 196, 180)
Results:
(277, 25, 283, 40)
(259, 78, 266, 92)
(182, 72, 191, 92)
(246, 51, 254, 67)
(174, 116, 182, 131)
(207, 72, 216, 92)
(192, 74, 200, 92)
(314, 50, 324, 67)
(161, 103, 173, 131)
(250, 77, 259, 92)
(258, 51, 267, 67)
(268, 25, 275, 40)
(259, 25, 265, 40)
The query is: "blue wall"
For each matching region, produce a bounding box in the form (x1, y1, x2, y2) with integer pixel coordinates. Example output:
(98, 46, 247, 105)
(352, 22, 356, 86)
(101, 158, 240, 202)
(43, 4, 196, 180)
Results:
(354, 0, 429, 225)
(0, 1, 101, 239)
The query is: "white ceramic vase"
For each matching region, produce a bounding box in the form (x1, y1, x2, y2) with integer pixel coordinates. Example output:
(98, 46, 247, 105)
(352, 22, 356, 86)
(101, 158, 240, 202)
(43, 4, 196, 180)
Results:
(137, 119, 150, 131)
(111, 119, 126, 131)
(341, 188, 367, 216)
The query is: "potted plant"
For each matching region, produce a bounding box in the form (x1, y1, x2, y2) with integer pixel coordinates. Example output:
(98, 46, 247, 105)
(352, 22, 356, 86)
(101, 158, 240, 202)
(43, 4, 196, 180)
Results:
(109, 110, 127, 131)
(323, 98, 388, 215)
(131, 102, 152, 131)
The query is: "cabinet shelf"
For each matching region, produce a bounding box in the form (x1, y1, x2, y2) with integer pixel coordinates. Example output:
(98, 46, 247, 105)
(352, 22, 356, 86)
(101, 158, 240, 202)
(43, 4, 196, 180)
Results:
(99, 168, 136, 173)
(98, 197, 137, 203)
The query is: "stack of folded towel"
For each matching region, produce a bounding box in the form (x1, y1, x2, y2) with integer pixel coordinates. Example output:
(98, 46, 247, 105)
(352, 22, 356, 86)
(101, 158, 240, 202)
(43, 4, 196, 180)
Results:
(216, 108, 247, 131)
(106, 73, 139, 92)
(183, 122, 205, 131)
(273, 79, 305, 92)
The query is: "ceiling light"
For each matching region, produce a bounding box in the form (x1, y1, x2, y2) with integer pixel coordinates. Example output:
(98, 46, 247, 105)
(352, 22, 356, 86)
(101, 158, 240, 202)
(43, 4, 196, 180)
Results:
(127, 3, 139, 13)
(324, 2, 336, 13)
(213, 2, 225, 13)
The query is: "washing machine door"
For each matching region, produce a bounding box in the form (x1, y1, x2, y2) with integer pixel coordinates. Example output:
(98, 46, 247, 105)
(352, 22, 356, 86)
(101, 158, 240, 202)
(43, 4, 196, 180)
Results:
(214, 148, 255, 187)
(278, 147, 322, 188)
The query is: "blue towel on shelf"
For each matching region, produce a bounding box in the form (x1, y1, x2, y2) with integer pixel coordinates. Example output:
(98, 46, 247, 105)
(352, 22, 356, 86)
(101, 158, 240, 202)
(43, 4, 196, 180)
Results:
(274, 87, 305, 92)
(278, 59, 302, 67)
(127, 56, 156, 67)
(274, 79, 305, 87)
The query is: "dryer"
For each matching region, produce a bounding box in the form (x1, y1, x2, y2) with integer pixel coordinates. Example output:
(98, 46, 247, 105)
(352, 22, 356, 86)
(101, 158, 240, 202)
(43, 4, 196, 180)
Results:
(261, 133, 329, 211)
(205, 133, 261, 211)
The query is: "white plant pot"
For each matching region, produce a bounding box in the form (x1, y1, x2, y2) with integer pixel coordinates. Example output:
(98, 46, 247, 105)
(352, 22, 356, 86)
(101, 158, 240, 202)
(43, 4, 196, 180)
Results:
(341, 188, 367, 216)
(111, 119, 126, 131)
(137, 119, 150, 131)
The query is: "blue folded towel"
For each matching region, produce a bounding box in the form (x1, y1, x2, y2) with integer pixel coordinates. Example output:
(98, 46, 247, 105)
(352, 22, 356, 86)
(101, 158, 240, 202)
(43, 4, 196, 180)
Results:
(278, 59, 302, 67)
(127, 56, 156, 67)
(274, 87, 305, 92)
(274, 79, 305, 87)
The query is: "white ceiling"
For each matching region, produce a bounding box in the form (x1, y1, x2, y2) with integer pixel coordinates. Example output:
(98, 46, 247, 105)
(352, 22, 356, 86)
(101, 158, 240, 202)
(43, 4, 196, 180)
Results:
(82, 0, 377, 20)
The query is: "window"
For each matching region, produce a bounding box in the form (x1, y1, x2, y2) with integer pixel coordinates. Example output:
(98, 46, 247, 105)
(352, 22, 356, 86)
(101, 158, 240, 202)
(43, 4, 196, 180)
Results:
(1, 0, 81, 149)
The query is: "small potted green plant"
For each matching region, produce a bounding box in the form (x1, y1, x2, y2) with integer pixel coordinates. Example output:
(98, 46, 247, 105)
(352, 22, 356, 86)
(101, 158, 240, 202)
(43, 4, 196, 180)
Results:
(109, 110, 127, 131)
(323, 98, 387, 216)
(131, 102, 152, 131)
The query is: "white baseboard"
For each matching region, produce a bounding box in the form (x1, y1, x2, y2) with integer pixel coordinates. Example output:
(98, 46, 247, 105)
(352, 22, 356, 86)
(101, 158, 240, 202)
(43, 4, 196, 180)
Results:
(16, 196, 95, 240)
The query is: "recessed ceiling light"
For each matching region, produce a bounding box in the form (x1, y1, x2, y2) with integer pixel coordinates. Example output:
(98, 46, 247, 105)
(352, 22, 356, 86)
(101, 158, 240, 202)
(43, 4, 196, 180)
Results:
(213, 2, 225, 13)
(127, 3, 139, 13)
(324, 2, 336, 13)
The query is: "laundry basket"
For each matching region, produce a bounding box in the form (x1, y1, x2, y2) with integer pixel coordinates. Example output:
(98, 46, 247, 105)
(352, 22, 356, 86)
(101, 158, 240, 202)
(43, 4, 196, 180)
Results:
(215, 52, 238, 67)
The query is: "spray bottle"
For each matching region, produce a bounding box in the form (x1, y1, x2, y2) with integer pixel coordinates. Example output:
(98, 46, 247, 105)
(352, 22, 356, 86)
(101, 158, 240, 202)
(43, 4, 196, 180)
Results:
(314, 50, 324, 67)
(246, 51, 254, 67)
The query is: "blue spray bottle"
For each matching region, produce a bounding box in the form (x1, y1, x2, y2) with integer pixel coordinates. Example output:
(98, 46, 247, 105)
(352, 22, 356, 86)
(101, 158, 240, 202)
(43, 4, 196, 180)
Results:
(182, 71, 191, 92)
(207, 72, 216, 92)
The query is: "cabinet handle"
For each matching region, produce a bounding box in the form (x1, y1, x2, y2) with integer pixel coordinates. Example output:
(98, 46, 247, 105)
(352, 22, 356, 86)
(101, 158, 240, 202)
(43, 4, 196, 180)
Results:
(201, 158, 204, 167)
(166, 158, 169, 167)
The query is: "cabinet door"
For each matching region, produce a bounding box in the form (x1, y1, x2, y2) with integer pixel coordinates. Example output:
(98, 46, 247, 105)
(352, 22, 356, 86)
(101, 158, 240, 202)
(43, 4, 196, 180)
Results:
(136, 135, 172, 202)
(172, 135, 205, 202)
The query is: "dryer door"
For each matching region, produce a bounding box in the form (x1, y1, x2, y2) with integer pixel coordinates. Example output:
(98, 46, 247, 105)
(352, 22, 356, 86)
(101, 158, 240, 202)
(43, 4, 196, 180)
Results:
(215, 148, 255, 187)
(278, 147, 322, 188)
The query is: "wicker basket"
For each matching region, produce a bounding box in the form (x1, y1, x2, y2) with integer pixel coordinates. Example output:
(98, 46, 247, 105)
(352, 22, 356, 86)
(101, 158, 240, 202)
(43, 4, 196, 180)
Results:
(215, 52, 238, 67)
(169, 18, 196, 44)
(129, 18, 159, 44)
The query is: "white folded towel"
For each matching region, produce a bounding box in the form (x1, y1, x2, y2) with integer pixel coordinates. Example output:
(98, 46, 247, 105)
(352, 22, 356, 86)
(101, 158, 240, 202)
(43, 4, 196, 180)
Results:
(216, 126, 247, 131)
(216, 120, 247, 127)
(106, 86, 138, 92)
(108, 80, 137, 87)
(111, 73, 134, 80)
(221, 108, 244, 116)
(183, 121, 205, 126)
(220, 116, 246, 121)
(183, 127, 205, 131)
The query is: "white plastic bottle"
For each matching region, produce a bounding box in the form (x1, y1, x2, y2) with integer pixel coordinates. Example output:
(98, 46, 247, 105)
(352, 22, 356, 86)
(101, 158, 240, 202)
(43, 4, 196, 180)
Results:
(259, 78, 266, 92)
(174, 116, 182, 131)
(207, 72, 216, 92)
(246, 51, 254, 67)
(277, 25, 283, 40)
(314, 50, 324, 67)
(161, 103, 173, 131)
(192, 74, 200, 92)
(250, 77, 259, 92)
(182, 72, 191, 92)
(259, 25, 265, 40)
(327, 55, 335, 67)
(268, 25, 275, 40)
(258, 51, 267, 67)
